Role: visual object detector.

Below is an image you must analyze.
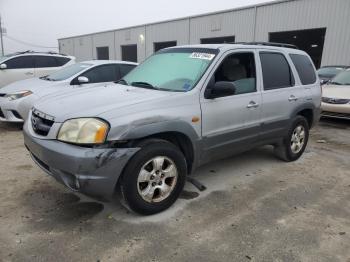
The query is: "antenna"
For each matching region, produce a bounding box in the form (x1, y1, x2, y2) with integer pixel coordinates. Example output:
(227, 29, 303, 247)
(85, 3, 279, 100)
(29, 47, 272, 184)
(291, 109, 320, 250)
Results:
(0, 15, 4, 56)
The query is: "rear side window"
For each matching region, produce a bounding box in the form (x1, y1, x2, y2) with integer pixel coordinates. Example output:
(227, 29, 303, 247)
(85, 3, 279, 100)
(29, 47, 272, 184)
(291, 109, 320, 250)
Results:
(34, 56, 57, 68)
(290, 54, 316, 85)
(119, 64, 136, 77)
(5, 56, 34, 69)
(80, 64, 119, 83)
(260, 52, 294, 90)
(55, 57, 71, 66)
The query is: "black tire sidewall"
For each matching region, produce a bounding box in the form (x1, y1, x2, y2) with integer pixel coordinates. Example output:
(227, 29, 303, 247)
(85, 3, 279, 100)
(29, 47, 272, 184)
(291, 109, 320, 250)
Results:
(120, 140, 187, 215)
(284, 116, 309, 161)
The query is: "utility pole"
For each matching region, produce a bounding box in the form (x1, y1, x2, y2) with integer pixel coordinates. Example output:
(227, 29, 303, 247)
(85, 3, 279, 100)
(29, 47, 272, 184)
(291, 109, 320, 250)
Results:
(0, 15, 4, 56)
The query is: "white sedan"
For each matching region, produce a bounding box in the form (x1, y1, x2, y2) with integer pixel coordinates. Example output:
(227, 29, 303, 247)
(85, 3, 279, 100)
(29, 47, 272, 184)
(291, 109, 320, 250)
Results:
(0, 60, 137, 122)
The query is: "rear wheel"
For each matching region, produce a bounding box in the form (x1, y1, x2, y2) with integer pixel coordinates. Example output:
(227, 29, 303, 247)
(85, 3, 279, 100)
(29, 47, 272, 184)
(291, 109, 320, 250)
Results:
(119, 139, 187, 215)
(274, 116, 309, 162)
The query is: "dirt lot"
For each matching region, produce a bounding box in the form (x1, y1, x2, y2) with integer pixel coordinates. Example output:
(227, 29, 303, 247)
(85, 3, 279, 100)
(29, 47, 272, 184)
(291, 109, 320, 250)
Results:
(0, 119, 349, 262)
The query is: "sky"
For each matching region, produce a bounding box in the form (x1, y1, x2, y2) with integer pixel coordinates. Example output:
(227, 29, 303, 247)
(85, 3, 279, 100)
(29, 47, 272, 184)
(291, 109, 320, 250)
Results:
(0, 0, 274, 54)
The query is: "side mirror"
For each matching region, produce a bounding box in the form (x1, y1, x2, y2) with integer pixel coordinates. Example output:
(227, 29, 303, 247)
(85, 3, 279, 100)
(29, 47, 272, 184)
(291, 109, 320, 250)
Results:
(320, 79, 329, 85)
(77, 76, 89, 84)
(0, 63, 7, 70)
(205, 81, 236, 99)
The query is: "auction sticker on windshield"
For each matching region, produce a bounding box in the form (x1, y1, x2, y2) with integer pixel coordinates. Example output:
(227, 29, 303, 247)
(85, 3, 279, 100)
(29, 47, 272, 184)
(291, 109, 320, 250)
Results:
(190, 53, 215, 60)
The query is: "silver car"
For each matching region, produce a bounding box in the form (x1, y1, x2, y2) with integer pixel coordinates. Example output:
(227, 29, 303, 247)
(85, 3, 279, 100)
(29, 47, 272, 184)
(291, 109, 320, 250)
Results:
(0, 60, 137, 122)
(24, 43, 321, 215)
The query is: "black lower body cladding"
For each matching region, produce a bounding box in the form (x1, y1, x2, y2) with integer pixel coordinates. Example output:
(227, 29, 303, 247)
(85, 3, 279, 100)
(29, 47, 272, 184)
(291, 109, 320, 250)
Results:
(23, 125, 139, 199)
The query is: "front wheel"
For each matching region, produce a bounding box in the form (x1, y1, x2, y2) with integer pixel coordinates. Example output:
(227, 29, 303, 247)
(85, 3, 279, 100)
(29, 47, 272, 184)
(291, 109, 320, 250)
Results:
(274, 116, 309, 162)
(119, 139, 187, 215)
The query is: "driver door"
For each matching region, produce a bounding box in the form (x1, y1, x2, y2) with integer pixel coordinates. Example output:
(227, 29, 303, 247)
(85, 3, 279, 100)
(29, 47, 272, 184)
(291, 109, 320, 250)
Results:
(200, 50, 262, 163)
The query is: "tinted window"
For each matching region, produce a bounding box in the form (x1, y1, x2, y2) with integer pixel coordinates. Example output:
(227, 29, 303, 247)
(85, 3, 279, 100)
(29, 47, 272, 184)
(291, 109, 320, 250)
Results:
(213, 52, 256, 95)
(81, 64, 118, 83)
(290, 54, 316, 85)
(5, 56, 34, 69)
(55, 57, 71, 66)
(34, 56, 57, 68)
(260, 52, 294, 90)
(119, 64, 136, 77)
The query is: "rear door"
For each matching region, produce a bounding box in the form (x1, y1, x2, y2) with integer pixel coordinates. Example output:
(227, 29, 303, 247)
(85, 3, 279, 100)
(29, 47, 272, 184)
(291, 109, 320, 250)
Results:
(34, 55, 60, 77)
(0, 55, 35, 86)
(258, 50, 305, 140)
(200, 49, 262, 162)
(289, 53, 319, 107)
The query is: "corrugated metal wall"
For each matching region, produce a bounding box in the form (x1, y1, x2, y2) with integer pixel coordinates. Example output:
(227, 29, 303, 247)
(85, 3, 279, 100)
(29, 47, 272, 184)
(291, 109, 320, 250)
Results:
(189, 8, 256, 44)
(255, 0, 350, 66)
(92, 32, 115, 60)
(59, 0, 350, 66)
(114, 26, 146, 62)
(145, 19, 189, 57)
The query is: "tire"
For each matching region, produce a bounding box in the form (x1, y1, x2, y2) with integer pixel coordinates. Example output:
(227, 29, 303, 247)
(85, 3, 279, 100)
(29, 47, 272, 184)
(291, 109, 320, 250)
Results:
(119, 139, 187, 215)
(274, 115, 309, 162)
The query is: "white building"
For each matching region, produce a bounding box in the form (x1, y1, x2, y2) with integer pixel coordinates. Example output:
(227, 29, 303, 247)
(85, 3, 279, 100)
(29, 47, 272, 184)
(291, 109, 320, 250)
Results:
(58, 0, 350, 68)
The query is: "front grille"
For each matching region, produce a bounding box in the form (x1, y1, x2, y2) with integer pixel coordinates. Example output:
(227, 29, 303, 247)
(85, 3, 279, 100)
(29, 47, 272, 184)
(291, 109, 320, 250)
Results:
(31, 109, 55, 136)
(322, 111, 350, 119)
(322, 97, 350, 104)
(0, 108, 4, 118)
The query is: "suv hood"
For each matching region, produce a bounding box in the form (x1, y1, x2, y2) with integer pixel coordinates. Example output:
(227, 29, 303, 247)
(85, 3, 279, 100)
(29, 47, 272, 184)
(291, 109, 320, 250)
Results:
(34, 84, 178, 122)
(0, 77, 68, 95)
(322, 84, 350, 99)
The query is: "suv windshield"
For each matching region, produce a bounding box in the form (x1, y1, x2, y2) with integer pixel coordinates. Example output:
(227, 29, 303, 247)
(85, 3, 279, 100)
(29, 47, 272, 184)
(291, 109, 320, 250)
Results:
(317, 67, 344, 76)
(329, 70, 350, 86)
(42, 63, 92, 81)
(123, 48, 218, 92)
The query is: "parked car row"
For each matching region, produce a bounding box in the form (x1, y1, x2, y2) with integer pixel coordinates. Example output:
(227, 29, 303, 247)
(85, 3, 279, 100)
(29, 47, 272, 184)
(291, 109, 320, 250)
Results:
(0, 60, 137, 122)
(6, 43, 320, 215)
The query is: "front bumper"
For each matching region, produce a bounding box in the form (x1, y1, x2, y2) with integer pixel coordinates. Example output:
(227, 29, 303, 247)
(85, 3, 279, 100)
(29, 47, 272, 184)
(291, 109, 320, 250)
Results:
(321, 102, 350, 120)
(0, 95, 38, 123)
(23, 124, 140, 199)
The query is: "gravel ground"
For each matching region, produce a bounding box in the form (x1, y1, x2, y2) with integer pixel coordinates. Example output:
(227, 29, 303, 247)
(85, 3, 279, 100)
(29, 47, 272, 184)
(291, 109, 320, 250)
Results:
(0, 119, 349, 262)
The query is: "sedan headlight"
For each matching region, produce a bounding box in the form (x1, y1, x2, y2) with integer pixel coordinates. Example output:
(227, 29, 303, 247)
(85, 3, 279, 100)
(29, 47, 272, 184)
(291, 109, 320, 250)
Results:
(57, 118, 109, 144)
(5, 90, 32, 101)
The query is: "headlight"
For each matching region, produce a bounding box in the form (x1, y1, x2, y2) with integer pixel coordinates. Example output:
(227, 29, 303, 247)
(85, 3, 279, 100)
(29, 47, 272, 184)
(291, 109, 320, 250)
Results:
(5, 90, 33, 101)
(57, 118, 109, 144)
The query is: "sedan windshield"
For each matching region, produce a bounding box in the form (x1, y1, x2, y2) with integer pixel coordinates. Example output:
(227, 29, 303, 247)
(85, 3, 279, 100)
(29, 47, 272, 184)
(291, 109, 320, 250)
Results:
(42, 63, 92, 81)
(329, 70, 350, 86)
(123, 48, 218, 92)
(317, 67, 344, 76)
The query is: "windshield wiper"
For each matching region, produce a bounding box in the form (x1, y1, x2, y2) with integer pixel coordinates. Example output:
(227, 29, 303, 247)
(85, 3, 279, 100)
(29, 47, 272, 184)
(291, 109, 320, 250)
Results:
(115, 79, 129, 85)
(329, 81, 343, 85)
(131, 81, 158, 90)
(40, 76, 55, 81)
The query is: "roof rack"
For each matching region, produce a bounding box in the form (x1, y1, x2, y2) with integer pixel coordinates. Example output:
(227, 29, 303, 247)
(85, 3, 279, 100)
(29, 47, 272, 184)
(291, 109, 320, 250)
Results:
(232, 42, 299, 49)
(14, 50, 68, 56)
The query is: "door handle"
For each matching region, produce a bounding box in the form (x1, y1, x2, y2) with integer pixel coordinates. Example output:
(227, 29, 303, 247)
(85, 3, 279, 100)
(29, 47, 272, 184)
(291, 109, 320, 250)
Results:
(25, 72, 34, 76)
(247, 101, 259, 109)
(288, 95, 298, 102)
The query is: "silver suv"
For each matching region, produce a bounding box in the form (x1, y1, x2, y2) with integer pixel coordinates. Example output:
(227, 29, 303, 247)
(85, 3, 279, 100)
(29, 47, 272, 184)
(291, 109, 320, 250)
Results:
(24, 43, 321, 215)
